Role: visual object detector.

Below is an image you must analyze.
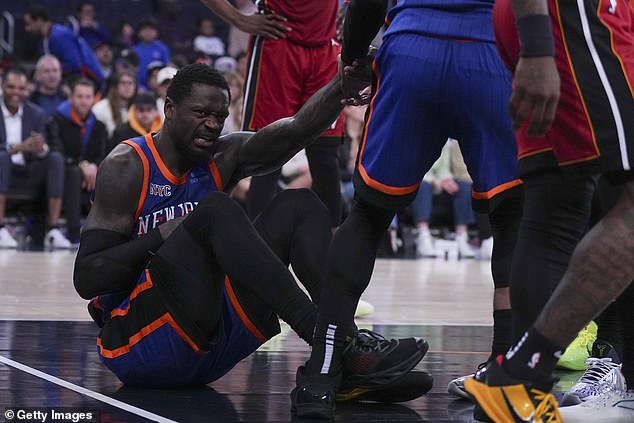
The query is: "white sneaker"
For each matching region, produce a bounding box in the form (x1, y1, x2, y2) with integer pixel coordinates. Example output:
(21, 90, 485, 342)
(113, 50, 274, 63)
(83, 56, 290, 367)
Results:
(479, 236, 493, 260)
(416, 232, 436, 257)
(44, 228, 72, 250)
(354, 299, 375, 318)
(0, 227, 18, 249)
(456, 233, 474, 258)
(562, 357, 627, 405)
(447, 362, 487, 400)
(559, 391, 634, 422)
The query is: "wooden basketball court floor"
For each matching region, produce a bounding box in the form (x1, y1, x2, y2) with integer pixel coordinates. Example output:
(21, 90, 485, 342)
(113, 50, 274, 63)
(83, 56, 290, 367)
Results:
(0, 251, 581, 422)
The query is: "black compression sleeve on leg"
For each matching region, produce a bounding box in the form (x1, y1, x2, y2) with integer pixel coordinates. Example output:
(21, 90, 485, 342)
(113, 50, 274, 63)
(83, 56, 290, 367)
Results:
(306, 140, 343, 227)
(182, 192, 317, 344)
(74, 229, 164, 299)
(341, 0, 388, 64)
(253, 189, 332, 303)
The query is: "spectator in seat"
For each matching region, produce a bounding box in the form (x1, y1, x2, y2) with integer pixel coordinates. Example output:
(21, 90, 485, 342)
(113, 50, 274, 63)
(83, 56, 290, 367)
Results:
(76, 1, 111, 48)
(132, 20, 170, 91)
(154, 66, 177, 122)
(24, 5, 104, 87)
(193, 17, 226, 58)
(110, 92, 161, 149)
(92, 40, 114, 82)
(92, 70, 137, 137)
(0, 68, 68, 249)
(412, 139, 476, 258)
(30, 55, 67, 119)
(47, 78, 108, 244)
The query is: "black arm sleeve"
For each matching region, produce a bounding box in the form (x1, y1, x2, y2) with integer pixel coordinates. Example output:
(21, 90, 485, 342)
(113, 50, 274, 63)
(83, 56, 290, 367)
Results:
(341, 0, 388, 64)
(73, 229, 164, 299)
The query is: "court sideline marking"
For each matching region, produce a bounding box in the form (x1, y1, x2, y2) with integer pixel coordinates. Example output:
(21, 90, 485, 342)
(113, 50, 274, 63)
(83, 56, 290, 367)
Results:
(0, 354, 177, 423)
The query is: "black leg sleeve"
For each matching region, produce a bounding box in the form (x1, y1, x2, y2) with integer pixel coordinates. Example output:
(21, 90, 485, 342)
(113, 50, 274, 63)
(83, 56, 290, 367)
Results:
(306, 138, 343, 227)
(305, 198, 395, 375)
(253, 189, 332, 303)
(246, 168, 282, 221)
(181, 192, 317, 344)
(510, 173, 595, 340)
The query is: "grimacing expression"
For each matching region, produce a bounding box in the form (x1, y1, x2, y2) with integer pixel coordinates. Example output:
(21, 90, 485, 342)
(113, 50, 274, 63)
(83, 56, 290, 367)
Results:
(165, 83, 229, 161)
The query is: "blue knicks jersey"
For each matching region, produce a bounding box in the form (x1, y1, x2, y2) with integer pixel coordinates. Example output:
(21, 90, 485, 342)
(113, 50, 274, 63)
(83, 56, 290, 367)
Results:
(384, 0, 495, 43)
(88, 133, 223, 325)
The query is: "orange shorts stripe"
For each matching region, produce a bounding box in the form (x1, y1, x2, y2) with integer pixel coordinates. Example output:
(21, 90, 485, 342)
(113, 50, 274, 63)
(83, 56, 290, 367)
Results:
(224, 277, 267, 343)
(472, 179, 523, 200)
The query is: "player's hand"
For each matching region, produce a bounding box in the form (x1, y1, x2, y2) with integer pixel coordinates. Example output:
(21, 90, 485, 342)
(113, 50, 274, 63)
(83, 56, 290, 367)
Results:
(158, 216, 186, 240)
(80, 162, 98, 192)
(339, 55, 372, 105)
(510, 56, 560, 137)
(237, 13, 291, 39)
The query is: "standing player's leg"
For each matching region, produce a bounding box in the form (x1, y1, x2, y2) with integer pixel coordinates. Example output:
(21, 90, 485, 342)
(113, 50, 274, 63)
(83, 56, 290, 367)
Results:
(446, 38, 522, 366)
(293, 33, 449, 419)
(302, 41, 346, 229)
(242, 37, 305, 220)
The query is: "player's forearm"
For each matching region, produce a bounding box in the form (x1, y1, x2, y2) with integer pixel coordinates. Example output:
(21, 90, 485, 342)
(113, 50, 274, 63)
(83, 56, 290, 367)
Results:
(74, 229, 164, 299)
(200, 0, 243, 27)
(510, 0, 554, 57)
(291, 77, 345, 142)
(341, 0, 387, 64)
(510, 0, 548, 18)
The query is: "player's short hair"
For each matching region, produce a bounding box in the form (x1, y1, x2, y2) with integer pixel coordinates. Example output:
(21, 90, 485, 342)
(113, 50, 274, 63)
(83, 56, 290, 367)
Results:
(167, 63, 230, 105)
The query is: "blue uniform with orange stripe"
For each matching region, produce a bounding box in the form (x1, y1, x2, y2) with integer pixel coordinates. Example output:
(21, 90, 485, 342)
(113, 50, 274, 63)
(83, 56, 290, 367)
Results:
(90, 134, 266, 387)
(354, 0, 520, 211)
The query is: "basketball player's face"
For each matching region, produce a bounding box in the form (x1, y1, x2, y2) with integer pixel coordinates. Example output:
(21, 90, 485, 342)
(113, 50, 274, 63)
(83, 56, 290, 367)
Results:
(168, 83, 229, 160)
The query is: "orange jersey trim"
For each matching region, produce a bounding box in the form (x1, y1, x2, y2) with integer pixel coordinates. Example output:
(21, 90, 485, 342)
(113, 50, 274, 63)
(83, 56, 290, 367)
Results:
(472, 179, 523, 200)
(357, 60, 421, 197)
(97, 312, 203, 359)
(224, 276, 267, 343)
(518, 146, 554, 160)
(209, 161, 223, 191)
(146, 133, 189, 185)
(122, 139, 150, 221)
(109, 270, 154, 318)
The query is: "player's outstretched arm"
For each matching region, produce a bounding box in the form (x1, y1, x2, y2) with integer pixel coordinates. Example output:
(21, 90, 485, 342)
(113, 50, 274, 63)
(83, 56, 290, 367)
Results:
(73, 144, 175, 299)
(200, 0, 291, 39)
(230, 75, 348, 182)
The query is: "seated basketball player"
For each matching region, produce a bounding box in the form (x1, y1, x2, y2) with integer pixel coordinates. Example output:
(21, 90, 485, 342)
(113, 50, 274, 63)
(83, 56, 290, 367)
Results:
(72, 63, 430, 398)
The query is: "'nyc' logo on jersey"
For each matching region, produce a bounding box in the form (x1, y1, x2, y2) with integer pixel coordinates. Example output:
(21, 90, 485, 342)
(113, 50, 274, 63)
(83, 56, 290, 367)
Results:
(149, 183, 172, 197)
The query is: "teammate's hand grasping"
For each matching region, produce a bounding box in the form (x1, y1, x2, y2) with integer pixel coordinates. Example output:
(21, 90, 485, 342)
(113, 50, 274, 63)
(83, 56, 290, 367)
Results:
(510, 56, 560, 137)
(339, 55, 372, 106)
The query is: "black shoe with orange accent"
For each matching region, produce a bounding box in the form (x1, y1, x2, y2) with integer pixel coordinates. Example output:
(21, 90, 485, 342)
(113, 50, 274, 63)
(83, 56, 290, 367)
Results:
(291, 329, 429, 419)
(337, 370, 433, 403)
(463, 356, 562, 423)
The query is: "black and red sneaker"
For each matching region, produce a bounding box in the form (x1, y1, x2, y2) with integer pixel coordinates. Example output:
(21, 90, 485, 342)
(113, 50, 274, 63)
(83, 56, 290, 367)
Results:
(337, 370, 433, 403)
(340, 329, 429, 389)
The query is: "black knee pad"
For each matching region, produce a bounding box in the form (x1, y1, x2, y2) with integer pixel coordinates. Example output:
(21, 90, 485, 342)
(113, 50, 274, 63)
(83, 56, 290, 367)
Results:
(489, 196, 522, 289)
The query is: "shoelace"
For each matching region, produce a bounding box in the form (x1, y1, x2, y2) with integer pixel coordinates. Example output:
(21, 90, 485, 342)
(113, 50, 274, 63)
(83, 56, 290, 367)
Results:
(532, 389, 563, 423)
(349, 329, 392, 353)
(579, 358, 620, 384)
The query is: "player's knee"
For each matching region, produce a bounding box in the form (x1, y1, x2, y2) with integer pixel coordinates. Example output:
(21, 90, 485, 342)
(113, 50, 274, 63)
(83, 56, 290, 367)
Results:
(189, 191, 246, 225)
(274, 189, 330, 224)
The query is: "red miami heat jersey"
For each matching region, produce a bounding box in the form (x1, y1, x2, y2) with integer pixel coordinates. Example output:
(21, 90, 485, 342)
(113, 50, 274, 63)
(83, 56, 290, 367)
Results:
(257, 0, 337, 46)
